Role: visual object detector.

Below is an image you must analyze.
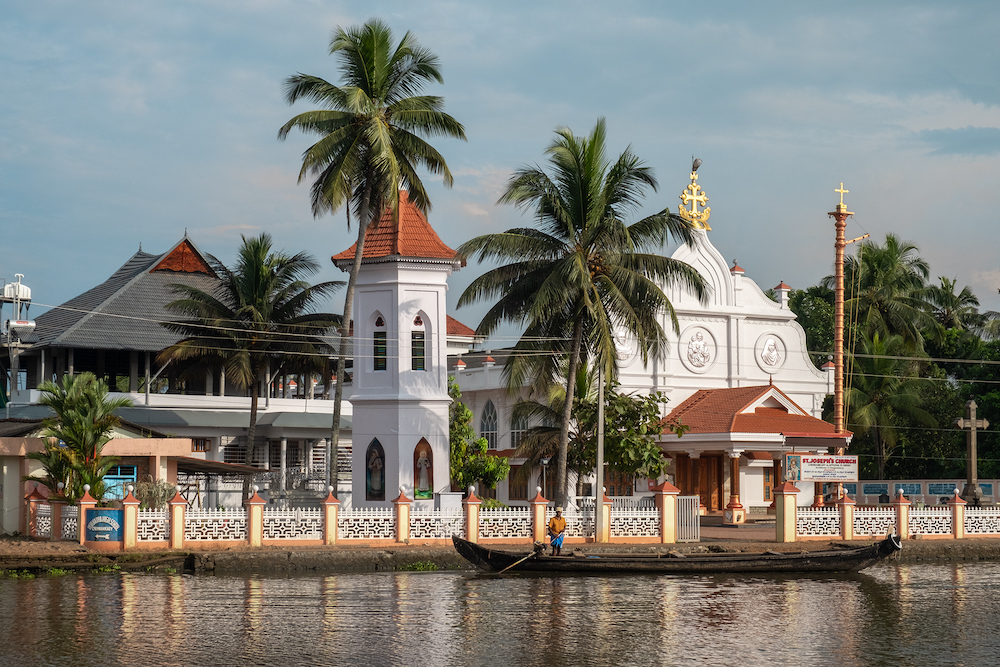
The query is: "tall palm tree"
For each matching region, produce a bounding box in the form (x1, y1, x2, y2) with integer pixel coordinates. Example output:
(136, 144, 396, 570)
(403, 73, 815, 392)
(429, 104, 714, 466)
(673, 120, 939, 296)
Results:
(926, 277, 982, 331)
(278, 19, 466, 488)
(824, 233, 934, 350)
(847, 332, 936, 479)
(159, 234, 341, 465)
(457, 119, 706, 506)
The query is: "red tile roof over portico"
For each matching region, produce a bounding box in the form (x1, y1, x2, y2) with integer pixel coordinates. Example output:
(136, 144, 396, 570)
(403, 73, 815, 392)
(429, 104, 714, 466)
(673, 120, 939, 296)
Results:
(665, 385, 849, 437)
(332, 190, 457, 264)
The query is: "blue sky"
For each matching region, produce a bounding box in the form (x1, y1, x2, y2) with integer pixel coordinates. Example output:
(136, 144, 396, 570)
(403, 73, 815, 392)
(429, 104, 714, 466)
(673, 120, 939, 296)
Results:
(3, 1, 999, 345)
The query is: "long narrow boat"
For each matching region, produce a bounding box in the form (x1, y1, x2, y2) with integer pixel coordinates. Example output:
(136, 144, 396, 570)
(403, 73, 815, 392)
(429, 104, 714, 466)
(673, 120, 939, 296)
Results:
(452, 535, 901, 574)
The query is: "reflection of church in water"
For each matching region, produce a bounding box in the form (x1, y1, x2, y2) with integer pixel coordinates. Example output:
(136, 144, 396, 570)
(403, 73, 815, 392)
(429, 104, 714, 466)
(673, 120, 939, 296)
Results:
(338, 173, 846, 516)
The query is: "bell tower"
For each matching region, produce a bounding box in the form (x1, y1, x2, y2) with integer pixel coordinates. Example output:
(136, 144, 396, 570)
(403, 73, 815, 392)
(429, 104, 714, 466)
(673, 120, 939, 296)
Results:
(332, 191, 461, 507)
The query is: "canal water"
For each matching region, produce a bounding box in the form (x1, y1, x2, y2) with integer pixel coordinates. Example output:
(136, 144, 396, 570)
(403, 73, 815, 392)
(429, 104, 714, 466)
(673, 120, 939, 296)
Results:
(2, 562, 998, 666)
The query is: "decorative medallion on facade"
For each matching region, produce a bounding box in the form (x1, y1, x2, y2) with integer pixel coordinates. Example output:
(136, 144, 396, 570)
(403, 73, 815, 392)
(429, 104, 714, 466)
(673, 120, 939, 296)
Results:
(677, 159, 711, 231)
(754, 333, 787, 373)
(679, 325, 717, 374)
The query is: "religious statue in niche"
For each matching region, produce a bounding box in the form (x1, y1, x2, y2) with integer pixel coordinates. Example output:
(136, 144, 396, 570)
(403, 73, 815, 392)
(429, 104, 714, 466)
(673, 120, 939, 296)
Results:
(687, 331, 711, 367)
(760, 338, 781, 367)
(366, 440, 385, 501)
(413, 441, 433, 500)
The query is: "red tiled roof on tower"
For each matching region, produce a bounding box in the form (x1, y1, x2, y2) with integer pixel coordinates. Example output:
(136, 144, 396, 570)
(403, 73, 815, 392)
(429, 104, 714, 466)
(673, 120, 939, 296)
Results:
(664, 385, 847, 437)
(332, 190, 457, 264)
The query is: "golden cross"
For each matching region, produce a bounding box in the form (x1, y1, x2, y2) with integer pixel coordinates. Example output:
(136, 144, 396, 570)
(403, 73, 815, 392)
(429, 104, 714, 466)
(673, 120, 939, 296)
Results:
(835, 182, 849, 206)
(681, 183, 707, 215)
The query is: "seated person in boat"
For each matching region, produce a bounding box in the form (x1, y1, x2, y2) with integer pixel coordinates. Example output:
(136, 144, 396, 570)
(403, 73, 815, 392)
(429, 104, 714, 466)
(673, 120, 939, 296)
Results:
(549, 507, 567, 556)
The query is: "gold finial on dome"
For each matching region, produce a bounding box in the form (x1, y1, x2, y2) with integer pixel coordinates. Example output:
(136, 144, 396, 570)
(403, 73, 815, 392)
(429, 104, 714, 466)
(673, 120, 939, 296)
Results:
(678, 160, 711, 230)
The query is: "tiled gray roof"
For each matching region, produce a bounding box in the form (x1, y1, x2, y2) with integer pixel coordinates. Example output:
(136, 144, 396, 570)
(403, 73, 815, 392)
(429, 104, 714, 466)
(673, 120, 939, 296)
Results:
(28, 244, 219, 352)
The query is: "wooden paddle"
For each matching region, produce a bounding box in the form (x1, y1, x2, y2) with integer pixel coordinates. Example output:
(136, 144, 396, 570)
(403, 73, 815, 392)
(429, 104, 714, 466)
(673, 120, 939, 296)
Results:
(497, 541, 546, 574)
(497, 552, 536, 574)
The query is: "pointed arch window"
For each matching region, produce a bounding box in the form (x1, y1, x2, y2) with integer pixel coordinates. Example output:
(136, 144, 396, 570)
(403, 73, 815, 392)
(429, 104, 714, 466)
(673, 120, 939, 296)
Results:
(366, 439, 386, 501)
(480, 400, 499, 450)
(510, 413, 529, 450)
(373, 315, 387, 371)
(411, 314, 426, 371)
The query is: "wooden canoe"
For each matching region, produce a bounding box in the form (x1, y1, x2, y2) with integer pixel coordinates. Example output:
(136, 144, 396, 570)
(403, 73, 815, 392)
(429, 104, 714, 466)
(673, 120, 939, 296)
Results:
(452, 535, 901, 574)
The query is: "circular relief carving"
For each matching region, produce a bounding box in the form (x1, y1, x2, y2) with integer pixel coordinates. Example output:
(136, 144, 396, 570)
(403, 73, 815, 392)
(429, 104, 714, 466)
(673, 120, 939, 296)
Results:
(679, 325, 717, 374)
(754, 333, 787, 373)
(614, 331, 639, 364)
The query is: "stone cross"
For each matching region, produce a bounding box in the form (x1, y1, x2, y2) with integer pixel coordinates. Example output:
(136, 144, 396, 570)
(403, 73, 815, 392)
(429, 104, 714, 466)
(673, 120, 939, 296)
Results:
(956, 399, 989, 505)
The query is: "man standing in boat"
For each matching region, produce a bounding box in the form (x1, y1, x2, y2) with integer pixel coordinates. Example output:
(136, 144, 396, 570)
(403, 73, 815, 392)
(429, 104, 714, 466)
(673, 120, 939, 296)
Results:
(548, 507, 567, 556)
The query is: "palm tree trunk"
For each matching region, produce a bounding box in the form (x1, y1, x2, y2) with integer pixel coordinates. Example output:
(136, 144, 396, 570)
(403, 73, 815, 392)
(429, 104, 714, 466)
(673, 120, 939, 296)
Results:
(246, 369, 260, 466)
(556, 319, 584, 508)
(874, 422, 886, 480)
(329, 180, 374, 494)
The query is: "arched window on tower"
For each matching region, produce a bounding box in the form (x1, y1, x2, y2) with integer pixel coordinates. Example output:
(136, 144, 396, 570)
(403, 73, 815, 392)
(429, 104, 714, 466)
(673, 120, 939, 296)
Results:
(510, 413, 528, 450)
(373, 315, 387, 371)
(411, 314, 425, 371)
(480, 400, 498, 450)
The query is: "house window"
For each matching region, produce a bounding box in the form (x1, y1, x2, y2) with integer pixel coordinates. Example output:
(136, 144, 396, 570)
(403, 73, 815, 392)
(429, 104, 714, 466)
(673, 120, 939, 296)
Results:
(374, 331, 387, 371)
(764, 468, 772, 501)
(224, 442, 246, 465)
(605, 468, 634, 497)
(104, 465, 138, 500)
(480, 400, 498, 450)
(508, 466, 529, 501)
(510, 414, 528, 450)
(411, 332, 425, 371)
(192, 438, 210, 453)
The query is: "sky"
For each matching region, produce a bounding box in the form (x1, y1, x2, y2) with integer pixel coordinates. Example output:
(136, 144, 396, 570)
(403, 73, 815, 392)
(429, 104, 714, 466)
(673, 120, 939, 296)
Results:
(3, 1, 1000, 348)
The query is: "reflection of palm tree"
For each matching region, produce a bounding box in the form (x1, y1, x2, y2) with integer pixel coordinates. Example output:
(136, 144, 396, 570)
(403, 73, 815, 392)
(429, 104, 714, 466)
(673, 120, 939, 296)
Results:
(279, 19, 466, 487)
(458, 119, 706, 505)
(847, 332, 936, 479)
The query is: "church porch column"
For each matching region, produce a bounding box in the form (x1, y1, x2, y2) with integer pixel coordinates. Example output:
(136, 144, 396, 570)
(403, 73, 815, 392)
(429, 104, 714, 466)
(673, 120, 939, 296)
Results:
(723, 452, 746, 525)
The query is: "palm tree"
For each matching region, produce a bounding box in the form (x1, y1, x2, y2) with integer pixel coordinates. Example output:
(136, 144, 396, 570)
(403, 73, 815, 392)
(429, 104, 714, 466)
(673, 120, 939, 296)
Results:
(28, 372, 133, 502)
(159, 234, 341, 465)
(457, 119, 706, 506)
(278, 19, 466, 488)
(824, 233, 934, 350)
(926, 277, 982, 331)
(847, 332, 936, 479)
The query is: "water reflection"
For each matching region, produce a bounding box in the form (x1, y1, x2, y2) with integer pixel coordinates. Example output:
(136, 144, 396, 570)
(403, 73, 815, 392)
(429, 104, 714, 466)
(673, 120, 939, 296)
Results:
(3, 564, 1000, 666)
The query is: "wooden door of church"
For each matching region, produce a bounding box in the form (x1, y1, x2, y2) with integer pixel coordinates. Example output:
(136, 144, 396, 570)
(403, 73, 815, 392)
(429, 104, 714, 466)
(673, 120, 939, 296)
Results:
(698, 455, 723, 512)
(674, 454, 724, 512)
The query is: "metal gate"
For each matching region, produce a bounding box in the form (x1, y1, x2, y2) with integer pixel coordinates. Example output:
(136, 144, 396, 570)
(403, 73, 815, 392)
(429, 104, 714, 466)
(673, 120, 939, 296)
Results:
(677, 496, 700, 542)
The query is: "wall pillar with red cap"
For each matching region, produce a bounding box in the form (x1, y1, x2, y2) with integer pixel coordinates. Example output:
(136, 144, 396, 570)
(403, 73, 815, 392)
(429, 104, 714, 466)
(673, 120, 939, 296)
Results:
(652, 481, 680, 544)
(394, 487, 412, 544)
(122, 485, 140, 550)
(168, 487, 187, 550)
(322, 486, 340, 546)
(775, 481, 800, 542)
(245, 485, 266, 547)
(463, 486, 481, 543)
(530, 487, 548, 543)
(949, 489, 967, 540)
(892, 489, 911, 540)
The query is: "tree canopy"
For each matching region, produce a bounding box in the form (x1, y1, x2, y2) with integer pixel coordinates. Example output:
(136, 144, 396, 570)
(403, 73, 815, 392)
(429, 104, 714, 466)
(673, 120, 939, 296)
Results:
(457, 118, 705, 505)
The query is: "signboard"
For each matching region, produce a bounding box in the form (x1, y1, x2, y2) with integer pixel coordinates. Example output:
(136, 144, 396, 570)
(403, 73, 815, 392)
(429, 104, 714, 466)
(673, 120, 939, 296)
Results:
(85, 508, 124, 542)
(784, 454, 858, 483)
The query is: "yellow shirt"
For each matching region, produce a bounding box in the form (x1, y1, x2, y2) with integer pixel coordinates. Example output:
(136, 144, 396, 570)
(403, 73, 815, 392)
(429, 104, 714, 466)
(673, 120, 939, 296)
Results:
(549, 515, 566, 534)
